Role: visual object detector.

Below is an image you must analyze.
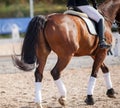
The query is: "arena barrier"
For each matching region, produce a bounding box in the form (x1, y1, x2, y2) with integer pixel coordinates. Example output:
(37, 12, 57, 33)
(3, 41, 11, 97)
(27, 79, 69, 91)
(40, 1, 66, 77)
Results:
(0, 17, 31, 34)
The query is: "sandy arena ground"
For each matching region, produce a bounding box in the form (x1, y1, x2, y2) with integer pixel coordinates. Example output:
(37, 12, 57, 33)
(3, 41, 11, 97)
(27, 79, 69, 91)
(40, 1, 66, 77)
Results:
(0, 38, 120, 108)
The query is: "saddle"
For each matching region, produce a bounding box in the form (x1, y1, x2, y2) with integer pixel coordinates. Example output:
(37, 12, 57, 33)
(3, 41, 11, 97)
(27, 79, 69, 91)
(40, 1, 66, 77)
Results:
(64, 10, 97, 35)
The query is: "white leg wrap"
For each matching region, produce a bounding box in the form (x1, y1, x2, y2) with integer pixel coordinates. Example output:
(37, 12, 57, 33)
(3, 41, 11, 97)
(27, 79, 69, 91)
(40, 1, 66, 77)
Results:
(35, 82, 42, 103)
(55, 79, 67, 97)
(103, 72, 112, 89)
(87, 76, 96, 95)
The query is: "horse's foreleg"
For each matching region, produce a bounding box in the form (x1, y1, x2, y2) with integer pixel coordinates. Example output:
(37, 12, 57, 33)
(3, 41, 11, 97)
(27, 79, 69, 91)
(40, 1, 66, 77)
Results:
(101, 63, 116, 98)
(85, 53, 107, 105)
(51, 56, 72, 106)
(85, 64, 97, 105)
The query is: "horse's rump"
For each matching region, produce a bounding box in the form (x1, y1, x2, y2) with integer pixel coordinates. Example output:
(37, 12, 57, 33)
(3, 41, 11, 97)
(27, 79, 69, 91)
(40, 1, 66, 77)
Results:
(45, 13, 98, 56)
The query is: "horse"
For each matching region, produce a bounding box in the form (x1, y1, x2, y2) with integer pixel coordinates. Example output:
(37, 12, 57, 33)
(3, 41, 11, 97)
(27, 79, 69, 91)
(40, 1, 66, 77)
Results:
(12, 0, 120, 107)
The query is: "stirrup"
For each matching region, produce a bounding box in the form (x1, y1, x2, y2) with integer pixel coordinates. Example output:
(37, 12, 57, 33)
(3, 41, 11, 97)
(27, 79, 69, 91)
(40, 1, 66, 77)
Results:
(99, 41, 111, 49)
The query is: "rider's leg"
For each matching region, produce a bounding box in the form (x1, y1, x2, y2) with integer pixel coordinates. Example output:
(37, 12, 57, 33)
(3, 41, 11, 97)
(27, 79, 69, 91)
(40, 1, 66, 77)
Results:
(77, 6, 111, 49)
(97, 19, 111, 49)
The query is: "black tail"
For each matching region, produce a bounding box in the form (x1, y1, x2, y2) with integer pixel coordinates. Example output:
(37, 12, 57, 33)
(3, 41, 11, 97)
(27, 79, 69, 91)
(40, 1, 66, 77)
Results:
(12, 15, 47, 71)
(22, 15, 46, 64)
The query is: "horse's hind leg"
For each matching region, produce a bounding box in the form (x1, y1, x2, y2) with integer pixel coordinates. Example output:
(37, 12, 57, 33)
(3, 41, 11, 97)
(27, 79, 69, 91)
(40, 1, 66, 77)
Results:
(51, 55, 72, 106)
(34, 51, 50, 108)
(101, 63, 116, 98)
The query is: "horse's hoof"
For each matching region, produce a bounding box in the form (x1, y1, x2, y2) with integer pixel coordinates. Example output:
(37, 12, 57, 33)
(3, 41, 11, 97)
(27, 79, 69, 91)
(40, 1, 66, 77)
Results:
(58, 96, 66, 106)
(85, 95, 95, 105)
(106, 88, 116, 98)
(35, 103, 43, 108)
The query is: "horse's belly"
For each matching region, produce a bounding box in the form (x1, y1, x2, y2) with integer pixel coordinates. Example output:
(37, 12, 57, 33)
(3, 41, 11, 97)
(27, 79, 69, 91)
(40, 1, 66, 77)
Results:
(74, 48, 94, 56)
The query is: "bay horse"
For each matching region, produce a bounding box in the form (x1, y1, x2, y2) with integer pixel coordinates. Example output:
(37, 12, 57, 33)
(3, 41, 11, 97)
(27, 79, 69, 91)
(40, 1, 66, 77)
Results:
(12, 0, 120, 107)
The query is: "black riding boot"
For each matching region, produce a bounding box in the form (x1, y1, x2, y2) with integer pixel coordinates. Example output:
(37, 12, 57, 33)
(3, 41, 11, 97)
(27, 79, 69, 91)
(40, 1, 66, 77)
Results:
(98, 19, 111, 49)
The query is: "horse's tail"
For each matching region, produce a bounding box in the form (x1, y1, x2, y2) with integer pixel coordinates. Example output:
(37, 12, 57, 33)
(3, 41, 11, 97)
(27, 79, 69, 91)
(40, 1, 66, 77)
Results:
(12, 15, 47, 71)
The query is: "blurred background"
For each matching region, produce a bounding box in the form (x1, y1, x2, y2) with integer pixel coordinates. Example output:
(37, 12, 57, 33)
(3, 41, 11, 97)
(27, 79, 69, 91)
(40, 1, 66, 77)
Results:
(0, 0, 66, 38)
(0, 0, 116, 37)
(0, 0, 105, 18)
(0, 0, 67, 18)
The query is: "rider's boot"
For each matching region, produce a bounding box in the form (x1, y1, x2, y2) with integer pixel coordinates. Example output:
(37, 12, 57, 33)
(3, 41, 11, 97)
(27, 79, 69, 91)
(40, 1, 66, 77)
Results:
(97, 19, 111, 49)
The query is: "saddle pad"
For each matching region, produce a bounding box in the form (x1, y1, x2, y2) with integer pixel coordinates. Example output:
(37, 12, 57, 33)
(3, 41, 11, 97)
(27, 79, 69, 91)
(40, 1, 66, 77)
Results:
(64, 10, 97, 35)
